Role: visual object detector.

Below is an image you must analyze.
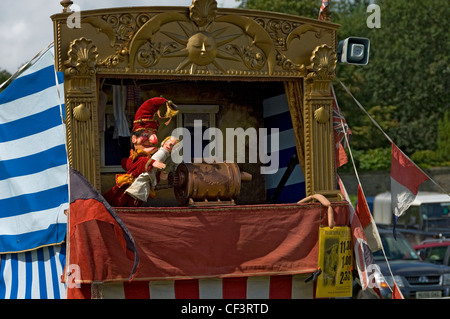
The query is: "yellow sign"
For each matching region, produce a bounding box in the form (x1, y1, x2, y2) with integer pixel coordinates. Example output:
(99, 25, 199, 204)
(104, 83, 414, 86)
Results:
(316, 226, 353, 298)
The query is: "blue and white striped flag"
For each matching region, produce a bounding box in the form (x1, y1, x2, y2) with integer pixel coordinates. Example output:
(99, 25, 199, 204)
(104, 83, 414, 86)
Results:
(0, 43, 68, 254)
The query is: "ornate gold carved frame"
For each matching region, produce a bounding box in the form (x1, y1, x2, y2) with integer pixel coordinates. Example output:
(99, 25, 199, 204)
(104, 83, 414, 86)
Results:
(52, 0, 340, 199)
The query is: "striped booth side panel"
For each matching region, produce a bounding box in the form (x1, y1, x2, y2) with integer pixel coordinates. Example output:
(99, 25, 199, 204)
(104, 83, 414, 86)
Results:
(82, 274, 314, 299)
(0, 244, 66, 299)
(263, 94, 305, 203)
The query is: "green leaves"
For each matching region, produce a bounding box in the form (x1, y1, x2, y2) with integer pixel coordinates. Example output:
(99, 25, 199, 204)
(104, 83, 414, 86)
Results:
(242, 0, 449, 170)
(356, 0, 449, 154)
(0, 69, 12, 92)
(243, 0, 320, 18)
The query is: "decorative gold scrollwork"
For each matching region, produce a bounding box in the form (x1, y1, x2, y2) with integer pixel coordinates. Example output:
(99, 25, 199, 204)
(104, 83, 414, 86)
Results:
(276, 50, 306, 74)
(286, 24, 323, 49)
(136, 41, 161, 68)
(84, 13, 151, 68)
(225, 44, 266, 71)
(129, 0, 277, 75)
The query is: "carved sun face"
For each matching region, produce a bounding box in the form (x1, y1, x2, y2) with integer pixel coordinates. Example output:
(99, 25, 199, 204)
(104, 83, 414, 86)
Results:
(163, 26, 240, 74)
(187, 32, 217, 66)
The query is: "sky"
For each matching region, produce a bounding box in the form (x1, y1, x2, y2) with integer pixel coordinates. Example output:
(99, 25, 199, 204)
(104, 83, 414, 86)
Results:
(0, 0, 241, 75)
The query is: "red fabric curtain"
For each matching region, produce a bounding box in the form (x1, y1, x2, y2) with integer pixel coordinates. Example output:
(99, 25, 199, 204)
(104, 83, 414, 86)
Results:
(67, 202, 350, 298)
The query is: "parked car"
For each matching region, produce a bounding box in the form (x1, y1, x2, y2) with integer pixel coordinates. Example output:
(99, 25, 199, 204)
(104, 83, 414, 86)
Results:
(353, 227, 450, 299)
(372, 192, 450, 244)
(414, 238, 450, 266)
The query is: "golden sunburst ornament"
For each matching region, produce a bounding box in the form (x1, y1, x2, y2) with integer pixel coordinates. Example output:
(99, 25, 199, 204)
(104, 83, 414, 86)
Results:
(163, 26, 241, 74)
(128, 0, 276, 75)
(162, 0, 241, 74)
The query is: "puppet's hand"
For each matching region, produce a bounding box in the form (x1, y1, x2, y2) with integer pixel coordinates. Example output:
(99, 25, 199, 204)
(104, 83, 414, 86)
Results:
(152, 160, 166, 169)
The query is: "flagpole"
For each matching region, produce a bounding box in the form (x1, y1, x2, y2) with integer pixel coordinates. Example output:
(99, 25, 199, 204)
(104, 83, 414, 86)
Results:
(53, 63, 71, 299)
(333, 83, 403, 297)
(331, 83, 361, 186)
(337, 78, 450, 196)
(0, 41, 54, 90)
(337, 78, 392, 144)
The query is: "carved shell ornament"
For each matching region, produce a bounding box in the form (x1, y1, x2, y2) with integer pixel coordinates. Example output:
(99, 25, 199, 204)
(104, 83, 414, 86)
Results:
(64, 37, 98, 76)
(73, 103, 91, 122)
(308, 44, 336, 81)
(314, 106, 329, 124)
(189, 0, 217, 29)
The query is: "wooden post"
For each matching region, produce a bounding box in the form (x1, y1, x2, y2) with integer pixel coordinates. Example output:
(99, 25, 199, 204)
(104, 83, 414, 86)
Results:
(64, 37, 101, 190)
(303, 44, 341, 200)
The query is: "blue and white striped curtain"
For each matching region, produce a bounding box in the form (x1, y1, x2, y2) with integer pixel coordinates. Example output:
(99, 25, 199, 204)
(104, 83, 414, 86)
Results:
(263, 94, 306, 203)
(0, 244, 66, 299)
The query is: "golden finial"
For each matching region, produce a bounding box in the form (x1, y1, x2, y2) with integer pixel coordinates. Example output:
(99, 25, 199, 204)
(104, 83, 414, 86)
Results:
(60, 0, 73, 13)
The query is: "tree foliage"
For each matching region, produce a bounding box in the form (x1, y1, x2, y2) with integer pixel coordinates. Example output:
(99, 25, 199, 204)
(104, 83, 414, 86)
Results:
(360, 0, 450, 154)
(437, 110, 450, 162)
(242, 0, 320, 18)
(0, 69, 11, 93)
(243, 0, 449, 163)
(359, 147, 391, 171)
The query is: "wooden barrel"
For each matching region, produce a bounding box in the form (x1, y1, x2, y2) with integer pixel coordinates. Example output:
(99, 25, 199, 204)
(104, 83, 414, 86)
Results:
(172, 162, 251, 205)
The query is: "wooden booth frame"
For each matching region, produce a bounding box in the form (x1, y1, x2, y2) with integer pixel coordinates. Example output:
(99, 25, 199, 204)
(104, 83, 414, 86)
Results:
(52, 0, 341, 201)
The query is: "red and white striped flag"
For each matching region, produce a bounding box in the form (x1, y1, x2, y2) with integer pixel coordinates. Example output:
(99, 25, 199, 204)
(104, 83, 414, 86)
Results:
(318, 0, 329, 20)
(356, 184, 382, 252)
(390, 142, 429, 230)
(338, 177, 377, 292)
